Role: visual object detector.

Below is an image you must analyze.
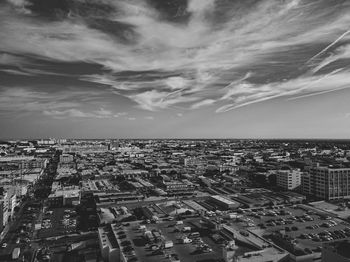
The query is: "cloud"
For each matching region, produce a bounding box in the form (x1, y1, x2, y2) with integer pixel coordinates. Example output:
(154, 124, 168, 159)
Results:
(114, 112, 128, 118)
(1, 0, 350, 114)
(43, 108, 113, 119)
(128, 89, 199, 111)
(0, 87, 116, 120)
(310, 44, 350, 74)
(6, 0, 32, 14)
(0, 53, 27, 66)
(216, 68, 350, 112)
(307, 29, 350, 64)
(164, 76, 190, 90)
(191, 99, 216, 109)
(0, 88, 78, 113)
(0, 69, 34, 76)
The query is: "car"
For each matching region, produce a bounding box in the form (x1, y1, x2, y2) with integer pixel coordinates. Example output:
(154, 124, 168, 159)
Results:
(239, 231, 249, 237)
(1, 243, 7, 248)
(202, 248, 213, 253)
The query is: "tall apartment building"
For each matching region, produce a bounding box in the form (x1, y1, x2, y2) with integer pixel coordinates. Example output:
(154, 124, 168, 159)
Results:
(276, 168, 301, 190)
(302, 165, 350, 200)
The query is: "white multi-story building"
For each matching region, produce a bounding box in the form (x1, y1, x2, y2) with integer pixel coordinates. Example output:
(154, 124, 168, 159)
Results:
(276, 168, 301, 190)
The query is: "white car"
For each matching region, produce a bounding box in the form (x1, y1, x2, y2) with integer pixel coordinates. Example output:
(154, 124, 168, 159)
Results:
(1, 243, 7, 248)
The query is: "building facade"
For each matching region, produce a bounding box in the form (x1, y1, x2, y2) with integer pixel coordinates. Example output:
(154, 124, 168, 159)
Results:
(276, 169, 301, 190)
(302, 165, 350, 200)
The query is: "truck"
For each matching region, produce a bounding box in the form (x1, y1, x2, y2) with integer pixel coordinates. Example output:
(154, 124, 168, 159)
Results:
(68, 241, 86, 251)
(175, 221, 183, 225)
(138, 225, 146, 231)
(12, 247, 20, 260)
(182, 226, 191, 232)
(180, 237, 192, 244)
(163, 240, 174, 249)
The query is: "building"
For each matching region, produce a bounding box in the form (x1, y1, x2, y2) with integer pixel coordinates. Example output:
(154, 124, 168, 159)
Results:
(81, 179, 118, 192)
(0, 192, 9, 231)
(37, 139, 56, 145)
(98, 223, 134, 262)
(98, 225, 121, 262)
(59, 154, 74, 163)
(161, 180, 196, 196)
(276, 168, 301, 190)
(48, 187, 80, 207)
(0, 190, 17, 232)
(301, 173, 311, 196)
(322, 240, 350, 262)
(0, 156, 47, 170)
(119, 169, 150, 179)
(182, 157, 205, 167)
(95, 192, 144, 206)
(302, 165, 350, 200)
(62, 144, 109, 153)
(210, 195, 240, 209)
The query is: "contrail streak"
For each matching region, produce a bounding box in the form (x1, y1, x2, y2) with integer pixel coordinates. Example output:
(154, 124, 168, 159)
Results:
(307, 29, 350, 64)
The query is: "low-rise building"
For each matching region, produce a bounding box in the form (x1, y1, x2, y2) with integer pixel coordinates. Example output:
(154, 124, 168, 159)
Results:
(210, 195, 240, 209)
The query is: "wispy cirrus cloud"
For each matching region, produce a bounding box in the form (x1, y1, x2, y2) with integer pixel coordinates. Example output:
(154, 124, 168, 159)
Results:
(216, 68, 350, 112)
(1, 0, 350, 114)
(43, 108, 114, 119)
(0, 87, 121, 119)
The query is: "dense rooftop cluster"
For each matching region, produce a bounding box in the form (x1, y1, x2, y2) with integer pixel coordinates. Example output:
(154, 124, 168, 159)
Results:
(1, 138, 350, 262)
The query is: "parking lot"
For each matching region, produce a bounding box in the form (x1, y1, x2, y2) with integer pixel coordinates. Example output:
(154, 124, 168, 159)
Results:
(38, 207, 77, 239)
(124, 219, 223, 262)
(239, 205, 350, 252)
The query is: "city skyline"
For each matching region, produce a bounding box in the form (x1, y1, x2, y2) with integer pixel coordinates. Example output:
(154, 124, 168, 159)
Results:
(1, 0, 350, 139)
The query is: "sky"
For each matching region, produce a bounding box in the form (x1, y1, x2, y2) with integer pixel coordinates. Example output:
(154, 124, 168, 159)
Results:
(1, 0, 350, 139)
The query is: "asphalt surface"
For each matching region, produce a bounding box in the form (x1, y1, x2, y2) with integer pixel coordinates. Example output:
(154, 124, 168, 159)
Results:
(124, 219, 223, 262)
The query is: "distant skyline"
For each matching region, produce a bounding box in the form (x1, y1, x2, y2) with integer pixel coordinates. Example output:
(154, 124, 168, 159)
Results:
(1, 0, 350, 139)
